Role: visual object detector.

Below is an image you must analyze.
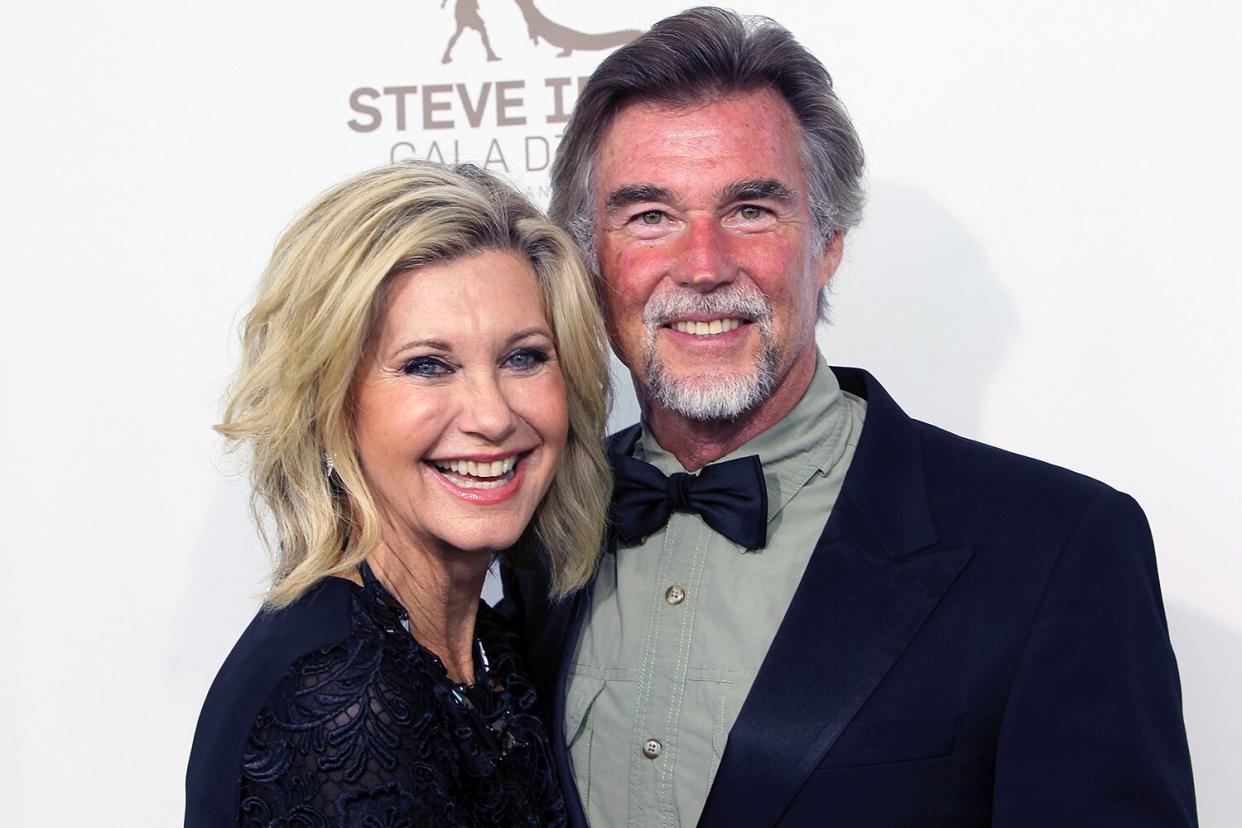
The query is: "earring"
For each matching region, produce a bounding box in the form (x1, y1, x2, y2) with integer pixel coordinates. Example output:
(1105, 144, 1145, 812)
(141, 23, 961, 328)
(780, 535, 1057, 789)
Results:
(323, 451, 337, 479)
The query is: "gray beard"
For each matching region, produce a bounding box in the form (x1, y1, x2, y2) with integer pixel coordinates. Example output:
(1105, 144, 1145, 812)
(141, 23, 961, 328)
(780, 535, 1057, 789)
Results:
(638, 284, 777, 422)
(644, 341, 778, 421)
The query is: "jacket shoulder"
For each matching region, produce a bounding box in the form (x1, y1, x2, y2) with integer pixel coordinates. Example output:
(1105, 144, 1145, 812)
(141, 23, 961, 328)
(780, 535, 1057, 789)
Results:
(910, 418, 1147, 553)
(185, 578, 356, 826)
(915, 419, 1115, 499)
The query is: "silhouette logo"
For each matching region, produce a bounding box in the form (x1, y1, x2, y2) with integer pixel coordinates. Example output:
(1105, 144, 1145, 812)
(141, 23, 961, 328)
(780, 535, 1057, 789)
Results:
(439, 0, 639, 64)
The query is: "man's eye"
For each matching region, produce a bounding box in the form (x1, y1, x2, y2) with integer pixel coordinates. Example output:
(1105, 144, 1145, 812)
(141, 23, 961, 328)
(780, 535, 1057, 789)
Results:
(637, 210, 665, 225)
(737, 205, 766, 221)
(402, 357, 451, 377)
(505, 347, 550, 371)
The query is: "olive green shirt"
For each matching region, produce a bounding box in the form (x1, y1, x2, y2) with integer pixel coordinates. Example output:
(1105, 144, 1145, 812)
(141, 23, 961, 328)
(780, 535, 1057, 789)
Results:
(567, 354, 867, 827)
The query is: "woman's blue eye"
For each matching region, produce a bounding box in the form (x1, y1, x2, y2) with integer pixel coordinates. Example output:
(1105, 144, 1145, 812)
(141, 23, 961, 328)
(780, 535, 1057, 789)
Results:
(402, 357, 450, 377)
(506, 347, 549, 371)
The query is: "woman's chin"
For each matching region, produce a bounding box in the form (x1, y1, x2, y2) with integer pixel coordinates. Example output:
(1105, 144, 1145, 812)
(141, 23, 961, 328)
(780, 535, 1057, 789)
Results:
(435, 528, 526, 558)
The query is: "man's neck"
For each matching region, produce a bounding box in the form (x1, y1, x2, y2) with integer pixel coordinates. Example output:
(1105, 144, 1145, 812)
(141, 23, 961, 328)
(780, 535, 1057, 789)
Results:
(640, 350, 818, 472)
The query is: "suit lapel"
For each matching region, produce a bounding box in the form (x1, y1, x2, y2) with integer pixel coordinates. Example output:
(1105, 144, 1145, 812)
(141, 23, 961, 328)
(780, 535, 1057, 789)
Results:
(550, 584, 593, 827)
(507, 550, 598, 827)
(699, 368, 974, 827)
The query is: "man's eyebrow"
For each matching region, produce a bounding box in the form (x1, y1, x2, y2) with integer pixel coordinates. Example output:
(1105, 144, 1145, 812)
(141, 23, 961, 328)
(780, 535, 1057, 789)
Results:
(719, 178, 797, 205)
(604, 184, 675, 212)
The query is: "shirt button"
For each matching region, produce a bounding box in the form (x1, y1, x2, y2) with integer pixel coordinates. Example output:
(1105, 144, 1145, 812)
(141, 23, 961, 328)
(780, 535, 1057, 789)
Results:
(642, 738, 663, 759)
(664, 585, 686, 605)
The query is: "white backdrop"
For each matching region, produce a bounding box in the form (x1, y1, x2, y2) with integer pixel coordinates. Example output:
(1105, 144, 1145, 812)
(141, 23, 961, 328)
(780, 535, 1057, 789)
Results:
(2, 1, 1239, 824)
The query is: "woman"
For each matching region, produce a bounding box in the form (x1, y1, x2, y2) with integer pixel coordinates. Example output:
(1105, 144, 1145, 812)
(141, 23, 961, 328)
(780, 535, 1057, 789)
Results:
(186, 161, 611, 826)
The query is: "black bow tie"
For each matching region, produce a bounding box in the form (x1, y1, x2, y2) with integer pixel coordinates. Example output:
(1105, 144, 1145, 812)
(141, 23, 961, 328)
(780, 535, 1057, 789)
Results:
(608, 452, 769, 549)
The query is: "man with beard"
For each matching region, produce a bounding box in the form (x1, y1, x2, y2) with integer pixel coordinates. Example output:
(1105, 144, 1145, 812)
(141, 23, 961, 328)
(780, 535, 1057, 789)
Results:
(506, 7, 1196, 826)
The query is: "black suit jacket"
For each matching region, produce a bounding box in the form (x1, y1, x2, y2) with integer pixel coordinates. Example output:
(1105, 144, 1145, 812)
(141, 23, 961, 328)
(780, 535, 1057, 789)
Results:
(505, 367, 1196, 827)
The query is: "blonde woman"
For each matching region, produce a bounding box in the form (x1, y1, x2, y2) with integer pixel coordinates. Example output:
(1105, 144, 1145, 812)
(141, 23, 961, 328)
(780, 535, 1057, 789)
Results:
(186, 162, 610, 826)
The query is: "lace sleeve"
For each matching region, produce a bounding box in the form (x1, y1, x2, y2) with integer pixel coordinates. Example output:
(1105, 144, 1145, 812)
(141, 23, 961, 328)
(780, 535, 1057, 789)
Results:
(236, 636, 448, 826)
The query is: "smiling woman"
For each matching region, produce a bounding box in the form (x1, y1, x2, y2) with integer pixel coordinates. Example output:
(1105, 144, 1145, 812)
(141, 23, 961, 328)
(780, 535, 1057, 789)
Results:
(185, 161, 610, 826)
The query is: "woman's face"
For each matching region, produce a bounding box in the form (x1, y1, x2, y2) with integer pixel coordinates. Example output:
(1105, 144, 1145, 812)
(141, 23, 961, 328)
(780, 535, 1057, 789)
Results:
(352, 249, 569, 556)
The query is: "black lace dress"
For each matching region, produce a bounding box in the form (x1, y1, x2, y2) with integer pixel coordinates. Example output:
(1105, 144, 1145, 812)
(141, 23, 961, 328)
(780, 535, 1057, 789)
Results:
(186, 566, 565, 827)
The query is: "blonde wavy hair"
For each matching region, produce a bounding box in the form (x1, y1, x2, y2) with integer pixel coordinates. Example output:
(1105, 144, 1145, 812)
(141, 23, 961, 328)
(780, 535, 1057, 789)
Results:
(218, 161, 612, 607)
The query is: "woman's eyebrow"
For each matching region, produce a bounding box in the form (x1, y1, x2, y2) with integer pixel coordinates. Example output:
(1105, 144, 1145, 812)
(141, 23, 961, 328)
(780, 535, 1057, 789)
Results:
(392, 338, 452, 358)
(390, 329, 552, 358)
(505, 326, 554, 347)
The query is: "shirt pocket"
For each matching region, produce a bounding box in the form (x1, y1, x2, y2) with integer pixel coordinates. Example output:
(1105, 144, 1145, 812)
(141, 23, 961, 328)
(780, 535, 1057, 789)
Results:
(709, 680, 747, 788)
(565, 676, 607, 808)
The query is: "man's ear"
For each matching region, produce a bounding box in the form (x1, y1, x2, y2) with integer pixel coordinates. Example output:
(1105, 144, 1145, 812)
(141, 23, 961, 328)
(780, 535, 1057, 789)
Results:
(815, 230, 845, 290)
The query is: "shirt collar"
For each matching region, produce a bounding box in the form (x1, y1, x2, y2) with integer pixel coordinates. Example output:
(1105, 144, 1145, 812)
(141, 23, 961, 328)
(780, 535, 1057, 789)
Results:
(636, 351, 853, 523)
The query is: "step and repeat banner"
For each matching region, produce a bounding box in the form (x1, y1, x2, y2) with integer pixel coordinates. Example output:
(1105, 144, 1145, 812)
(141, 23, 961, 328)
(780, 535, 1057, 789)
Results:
(3, 1, 1239, 823)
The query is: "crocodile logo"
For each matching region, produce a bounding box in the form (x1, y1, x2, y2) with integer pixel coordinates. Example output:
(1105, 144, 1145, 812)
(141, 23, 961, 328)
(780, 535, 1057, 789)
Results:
(439, 0, 640, 64)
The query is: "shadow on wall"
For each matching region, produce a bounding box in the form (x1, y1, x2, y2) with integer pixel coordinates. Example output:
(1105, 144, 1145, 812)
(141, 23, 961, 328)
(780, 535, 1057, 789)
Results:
(1165, 604, 1242, 826)
(825, 182, 1019, 438)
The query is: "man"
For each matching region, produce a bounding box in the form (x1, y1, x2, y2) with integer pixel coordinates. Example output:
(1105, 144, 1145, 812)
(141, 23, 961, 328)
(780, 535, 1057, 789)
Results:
(506, 7, 1196, 826)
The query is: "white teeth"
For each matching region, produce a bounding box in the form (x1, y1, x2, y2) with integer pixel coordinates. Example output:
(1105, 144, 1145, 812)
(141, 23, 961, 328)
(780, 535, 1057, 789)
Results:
(671, 318, 742, 336)
(449, 475, 509, 490)
(433, 455, 518, 482)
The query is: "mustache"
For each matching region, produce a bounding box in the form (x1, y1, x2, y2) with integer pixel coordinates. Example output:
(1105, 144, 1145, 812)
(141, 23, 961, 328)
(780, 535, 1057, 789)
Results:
(641, 284, 773, 328)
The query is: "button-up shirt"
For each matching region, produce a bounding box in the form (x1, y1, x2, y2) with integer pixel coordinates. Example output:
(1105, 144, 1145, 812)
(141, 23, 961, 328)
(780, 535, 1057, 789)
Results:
(567, 354, 866, 826)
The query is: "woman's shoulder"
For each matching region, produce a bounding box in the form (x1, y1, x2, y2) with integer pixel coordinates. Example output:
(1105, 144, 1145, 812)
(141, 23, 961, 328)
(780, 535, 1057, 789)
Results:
(185, 577, 360, 825)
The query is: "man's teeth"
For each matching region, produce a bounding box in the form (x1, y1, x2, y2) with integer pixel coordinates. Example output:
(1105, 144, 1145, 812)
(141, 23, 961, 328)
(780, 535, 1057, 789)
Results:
(670, 318, 743, 336)
(433, 456, 518, 488)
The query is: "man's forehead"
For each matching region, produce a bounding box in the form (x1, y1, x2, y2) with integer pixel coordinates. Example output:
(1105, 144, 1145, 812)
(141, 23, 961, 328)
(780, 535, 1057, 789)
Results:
(592, 89, 807, 207)
(599, 90, 798, 145)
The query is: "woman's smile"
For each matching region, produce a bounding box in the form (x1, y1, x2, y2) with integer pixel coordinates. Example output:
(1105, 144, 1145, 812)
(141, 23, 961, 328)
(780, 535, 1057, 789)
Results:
(426, 450, 531, 502)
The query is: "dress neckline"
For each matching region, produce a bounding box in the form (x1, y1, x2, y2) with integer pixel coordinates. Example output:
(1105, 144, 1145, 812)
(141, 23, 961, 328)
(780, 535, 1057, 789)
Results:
(354, 559, 492, 688)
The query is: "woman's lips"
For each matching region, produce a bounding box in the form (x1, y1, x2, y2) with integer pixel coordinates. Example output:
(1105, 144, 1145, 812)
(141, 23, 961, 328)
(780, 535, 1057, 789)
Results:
(433, 454, 519, 482)
(425, 452, 530, 504)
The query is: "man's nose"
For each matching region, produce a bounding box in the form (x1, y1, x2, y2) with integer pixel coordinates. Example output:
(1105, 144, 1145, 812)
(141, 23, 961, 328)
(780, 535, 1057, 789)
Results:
(456, 374, 519, 444)
(670, 217, 736, 292)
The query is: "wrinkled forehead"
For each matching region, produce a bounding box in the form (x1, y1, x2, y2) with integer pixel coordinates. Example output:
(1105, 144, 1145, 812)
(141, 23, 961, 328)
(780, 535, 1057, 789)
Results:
(592, 89, 809, 209)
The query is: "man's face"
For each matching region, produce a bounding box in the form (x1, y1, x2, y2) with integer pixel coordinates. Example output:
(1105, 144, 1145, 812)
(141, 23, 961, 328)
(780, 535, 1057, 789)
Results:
(592, 88, 842, 421)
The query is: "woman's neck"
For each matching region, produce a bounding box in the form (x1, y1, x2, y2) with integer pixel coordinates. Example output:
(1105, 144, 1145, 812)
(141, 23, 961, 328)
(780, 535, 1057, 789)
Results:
(367, 537, 492, 683)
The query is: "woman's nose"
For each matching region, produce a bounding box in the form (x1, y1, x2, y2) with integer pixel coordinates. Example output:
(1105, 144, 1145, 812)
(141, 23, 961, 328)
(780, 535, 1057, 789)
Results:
(455, 374, 519, 444)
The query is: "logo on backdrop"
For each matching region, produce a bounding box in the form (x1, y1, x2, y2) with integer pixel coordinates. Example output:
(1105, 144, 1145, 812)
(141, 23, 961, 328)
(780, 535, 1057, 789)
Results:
(440, 0, 639, 64)
(346, 2, 640, 192)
